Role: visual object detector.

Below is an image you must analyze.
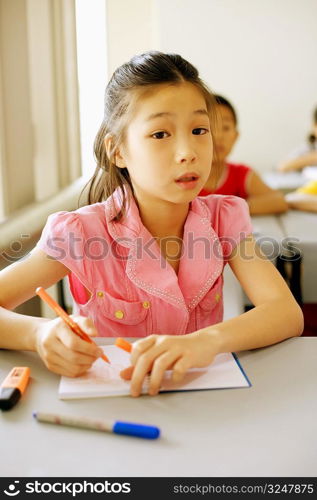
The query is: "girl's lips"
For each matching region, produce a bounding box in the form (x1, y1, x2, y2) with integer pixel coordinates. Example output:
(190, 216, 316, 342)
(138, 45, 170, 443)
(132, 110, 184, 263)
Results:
(175, 176, 200, 190)
(175, 172, 199, 182)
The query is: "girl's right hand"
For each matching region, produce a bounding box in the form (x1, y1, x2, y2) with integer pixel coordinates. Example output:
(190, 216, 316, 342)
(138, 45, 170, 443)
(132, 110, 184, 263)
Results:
(120, 331, 220, 397)
(34, 316, 103, 377)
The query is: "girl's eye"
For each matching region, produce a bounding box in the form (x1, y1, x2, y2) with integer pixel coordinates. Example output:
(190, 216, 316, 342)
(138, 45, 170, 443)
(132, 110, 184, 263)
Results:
(192, 128, 209, 135)
(151, 131, 169, 139)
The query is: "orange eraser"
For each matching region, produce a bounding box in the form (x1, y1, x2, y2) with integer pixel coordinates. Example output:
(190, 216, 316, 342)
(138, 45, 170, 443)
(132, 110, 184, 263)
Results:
(115, 338, 132, 353)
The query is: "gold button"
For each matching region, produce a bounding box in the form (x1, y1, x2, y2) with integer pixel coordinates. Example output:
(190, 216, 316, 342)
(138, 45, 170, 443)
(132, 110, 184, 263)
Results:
(142, 301, 150, 309)
(115, 310, 124, 319)
(97, 291, 104, 298)
(215, 293, 221, 303)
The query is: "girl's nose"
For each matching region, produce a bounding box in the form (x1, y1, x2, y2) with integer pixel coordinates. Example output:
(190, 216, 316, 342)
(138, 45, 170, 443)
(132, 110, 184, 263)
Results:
(175, 146, 197, 164)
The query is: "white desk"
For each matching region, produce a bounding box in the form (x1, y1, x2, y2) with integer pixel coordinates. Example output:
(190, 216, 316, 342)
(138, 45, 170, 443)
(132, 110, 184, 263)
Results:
(1, 337, 316, 477)
(279, 210, 317, 302)
(263, 171, 306, 194)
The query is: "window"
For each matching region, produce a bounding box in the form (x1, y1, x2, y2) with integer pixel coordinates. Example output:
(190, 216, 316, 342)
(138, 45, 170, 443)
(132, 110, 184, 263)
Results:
(0, 0, 83, 246)
(75, 0, 108, 179)
(0, 0, 108, 237)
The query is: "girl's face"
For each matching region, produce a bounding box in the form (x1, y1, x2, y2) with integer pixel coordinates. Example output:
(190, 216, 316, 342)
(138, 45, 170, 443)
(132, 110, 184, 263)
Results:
(213, 105, 238, 162)
(116, 82, 213, 206)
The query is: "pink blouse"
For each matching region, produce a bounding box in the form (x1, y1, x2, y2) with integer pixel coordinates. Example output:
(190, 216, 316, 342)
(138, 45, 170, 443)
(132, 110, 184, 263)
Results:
(36, 189, 252, 337)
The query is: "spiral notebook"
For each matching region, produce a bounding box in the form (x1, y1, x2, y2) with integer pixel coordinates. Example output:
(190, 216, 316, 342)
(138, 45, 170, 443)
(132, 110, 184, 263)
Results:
(58, 345, 251, 400)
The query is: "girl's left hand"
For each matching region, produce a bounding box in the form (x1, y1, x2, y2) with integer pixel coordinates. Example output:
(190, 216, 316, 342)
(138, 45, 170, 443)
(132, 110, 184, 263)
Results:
(120, 331, 220, 397)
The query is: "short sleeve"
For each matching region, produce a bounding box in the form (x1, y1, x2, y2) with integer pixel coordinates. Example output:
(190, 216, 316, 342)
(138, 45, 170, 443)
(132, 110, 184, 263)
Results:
(216, 195, 253, 260)
(36, 211, 93, 290)
(233, 163, 252, 198)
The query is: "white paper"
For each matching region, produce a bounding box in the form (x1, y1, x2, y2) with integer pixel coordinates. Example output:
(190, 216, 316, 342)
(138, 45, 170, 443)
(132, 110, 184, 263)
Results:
(58, 345, 250, 400)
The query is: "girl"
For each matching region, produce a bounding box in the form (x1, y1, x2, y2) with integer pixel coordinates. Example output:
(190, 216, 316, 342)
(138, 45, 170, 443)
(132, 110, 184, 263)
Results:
(199, 95, 288, 215)
(0, 52, 303, 397)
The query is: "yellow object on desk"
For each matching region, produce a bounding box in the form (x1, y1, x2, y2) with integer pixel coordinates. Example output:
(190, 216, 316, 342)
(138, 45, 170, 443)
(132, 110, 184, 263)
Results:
(297, 180, 317, 195)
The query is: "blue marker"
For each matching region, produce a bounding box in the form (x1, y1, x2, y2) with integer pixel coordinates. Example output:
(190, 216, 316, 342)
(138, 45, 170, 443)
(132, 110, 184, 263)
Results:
(33, 411, 160, 440)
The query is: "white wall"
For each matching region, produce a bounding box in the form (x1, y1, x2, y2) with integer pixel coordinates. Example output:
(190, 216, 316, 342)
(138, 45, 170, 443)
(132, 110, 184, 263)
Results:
(107, 0, 317, 172)
(107, 0, 155, 74)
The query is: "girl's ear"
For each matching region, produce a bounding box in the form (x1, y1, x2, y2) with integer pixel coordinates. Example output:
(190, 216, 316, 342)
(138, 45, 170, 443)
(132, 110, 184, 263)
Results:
(104, 134, 126, 169)
(114, 150, 127, 169)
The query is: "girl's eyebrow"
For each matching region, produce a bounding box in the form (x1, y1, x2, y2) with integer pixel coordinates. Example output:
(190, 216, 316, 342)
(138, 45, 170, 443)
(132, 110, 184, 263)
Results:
(145, 109, 208, 121)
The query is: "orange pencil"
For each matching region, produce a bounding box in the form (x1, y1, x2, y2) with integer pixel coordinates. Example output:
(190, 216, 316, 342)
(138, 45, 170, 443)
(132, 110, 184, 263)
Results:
(35, 287, 110, 364)
(115, 337, 132, 353)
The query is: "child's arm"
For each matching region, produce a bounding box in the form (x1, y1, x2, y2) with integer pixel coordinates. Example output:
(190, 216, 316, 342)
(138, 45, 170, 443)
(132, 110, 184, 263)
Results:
(246, 171, 288, 215)
(209, 236, 303, 351)
(0, 249, 103, 376)
(277, 151, 317, 172)
(122, 236, 303, 397)
(285, 192, 317, 212)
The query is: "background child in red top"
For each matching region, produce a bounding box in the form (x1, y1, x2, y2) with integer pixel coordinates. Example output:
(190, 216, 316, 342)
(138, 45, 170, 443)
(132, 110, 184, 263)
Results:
(199, 95, 288, 215)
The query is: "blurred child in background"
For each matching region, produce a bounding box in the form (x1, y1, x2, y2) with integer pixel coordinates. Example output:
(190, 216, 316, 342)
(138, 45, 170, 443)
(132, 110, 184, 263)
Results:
(278, 106, 317, 173)
(199, 95, 288, 215)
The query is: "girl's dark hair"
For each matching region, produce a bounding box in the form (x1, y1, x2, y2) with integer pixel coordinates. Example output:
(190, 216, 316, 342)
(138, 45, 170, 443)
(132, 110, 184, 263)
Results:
(214, 94, 238, 125)
(81, 51, 217, 219)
